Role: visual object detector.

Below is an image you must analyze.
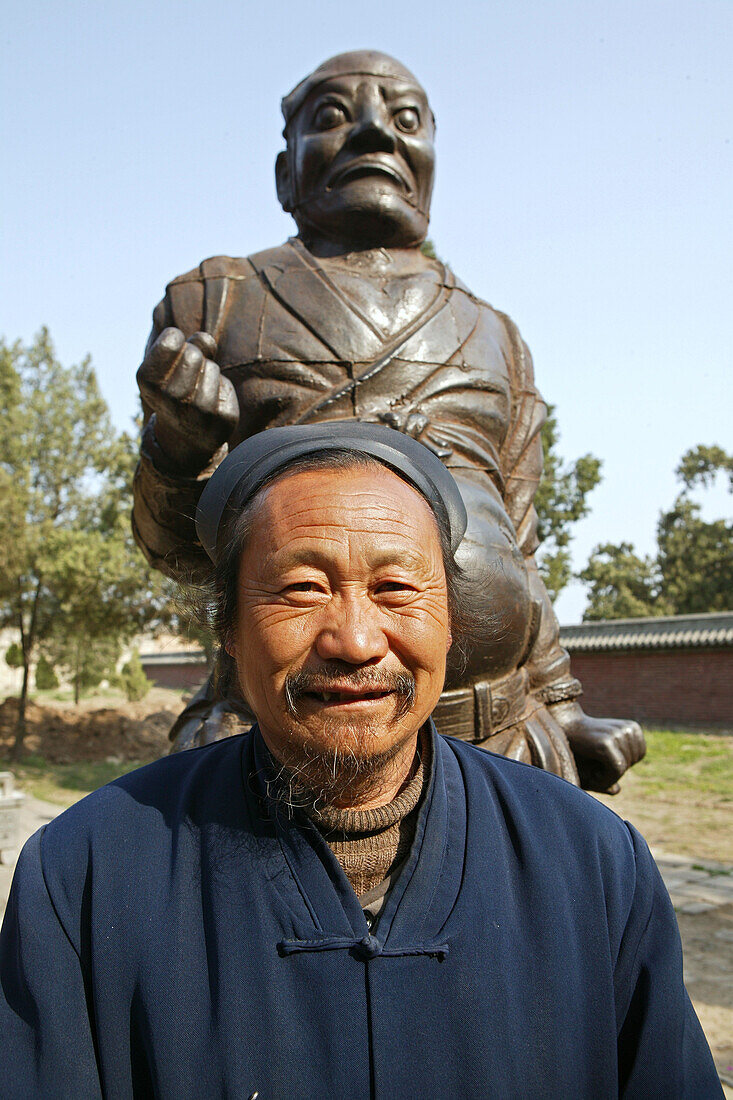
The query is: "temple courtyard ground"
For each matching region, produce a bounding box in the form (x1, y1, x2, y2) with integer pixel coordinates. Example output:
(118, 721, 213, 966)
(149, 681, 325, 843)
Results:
(1, 691, 731, 1091)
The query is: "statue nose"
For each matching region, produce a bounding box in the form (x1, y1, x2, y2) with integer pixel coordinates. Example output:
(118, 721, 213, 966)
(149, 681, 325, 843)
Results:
(346, 114, 396, 154)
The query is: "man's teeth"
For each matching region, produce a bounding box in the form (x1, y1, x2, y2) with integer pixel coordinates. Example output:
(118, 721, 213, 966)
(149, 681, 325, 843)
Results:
(315, 691, 385, 703)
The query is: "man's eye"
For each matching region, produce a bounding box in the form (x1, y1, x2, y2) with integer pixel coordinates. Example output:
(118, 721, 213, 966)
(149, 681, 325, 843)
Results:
(375, 580, 415, 595)
(394, 107, 420, 133)
(313, 103, 347, 130)
(286, 582, 321, 593)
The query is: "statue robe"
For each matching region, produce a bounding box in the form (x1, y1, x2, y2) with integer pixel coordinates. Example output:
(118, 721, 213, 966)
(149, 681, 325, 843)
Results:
(0, 725, 721, 1098)
(132, 240, 581, 778)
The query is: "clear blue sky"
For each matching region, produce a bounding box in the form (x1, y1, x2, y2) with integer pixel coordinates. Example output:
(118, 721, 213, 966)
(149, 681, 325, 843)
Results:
(2, 0, 730, 622)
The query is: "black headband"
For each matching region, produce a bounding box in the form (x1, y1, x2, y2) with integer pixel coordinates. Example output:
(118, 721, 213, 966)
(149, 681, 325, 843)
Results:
(196, 422, 467, 563)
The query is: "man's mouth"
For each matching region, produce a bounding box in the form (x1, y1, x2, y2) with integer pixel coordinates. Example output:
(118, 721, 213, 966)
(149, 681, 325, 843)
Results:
(328, 157, 411, 192)
(284, 667, 416, 719)
(305, 689, 393, 706)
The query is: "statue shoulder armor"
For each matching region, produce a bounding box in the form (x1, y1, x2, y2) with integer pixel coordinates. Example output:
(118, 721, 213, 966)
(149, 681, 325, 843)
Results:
(163, 248, 297, 295)
(447, 274, 526, 376)
(165, 254, 258, 290)
(160, 250, 287, 340)
(491, 307, 537, 388)
(246, 241, 302, 273)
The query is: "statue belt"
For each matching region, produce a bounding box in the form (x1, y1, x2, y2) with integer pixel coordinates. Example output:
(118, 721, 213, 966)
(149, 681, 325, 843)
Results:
(433, 672, 532, 744)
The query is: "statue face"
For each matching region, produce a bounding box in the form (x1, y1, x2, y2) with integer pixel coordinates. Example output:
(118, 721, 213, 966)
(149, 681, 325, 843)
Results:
(279, 73, 435, 250)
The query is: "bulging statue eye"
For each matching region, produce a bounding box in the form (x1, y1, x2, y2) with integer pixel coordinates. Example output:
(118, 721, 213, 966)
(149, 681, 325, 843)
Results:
(313, 103, 347, 130)
(394, 107, 420, 133)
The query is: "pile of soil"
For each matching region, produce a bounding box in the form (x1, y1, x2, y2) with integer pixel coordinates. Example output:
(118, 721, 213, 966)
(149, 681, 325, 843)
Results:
(0, 692, 179, 764)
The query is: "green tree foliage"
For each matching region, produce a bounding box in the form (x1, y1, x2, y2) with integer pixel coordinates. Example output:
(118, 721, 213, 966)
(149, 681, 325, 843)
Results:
(5, 643, 23, 669)
(34, 655, 59, 691)
(656, 504, 732, 617)
(0, 330, 172, 751)
(39, 434, 173, 703)
(119, 649, 151, 703)
(577, 543, 669, 621)
(676, 444, 733, 492)
(535, 406, 603, 601)
(580, 445, 732, 620)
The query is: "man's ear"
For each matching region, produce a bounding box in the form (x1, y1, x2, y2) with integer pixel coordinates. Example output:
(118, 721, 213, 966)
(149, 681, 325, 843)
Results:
(275, 151, 293, 212)
(224, 637, 236, 659)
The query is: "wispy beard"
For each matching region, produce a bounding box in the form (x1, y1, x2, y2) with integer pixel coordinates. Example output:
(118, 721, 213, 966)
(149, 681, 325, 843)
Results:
(265, 724, 415, 816)
(264, 662, 418, 813)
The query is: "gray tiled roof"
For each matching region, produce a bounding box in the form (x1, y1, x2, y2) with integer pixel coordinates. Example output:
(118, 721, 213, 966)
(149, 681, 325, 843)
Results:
(560, 611, 733, 652)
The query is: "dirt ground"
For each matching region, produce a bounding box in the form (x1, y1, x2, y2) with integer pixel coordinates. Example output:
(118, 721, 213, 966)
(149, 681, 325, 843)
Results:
(594, 765, 732, 864)
(676, 903, 733, 1085)
(0, 689, 178, 764)
(2, 695, 731, 1084)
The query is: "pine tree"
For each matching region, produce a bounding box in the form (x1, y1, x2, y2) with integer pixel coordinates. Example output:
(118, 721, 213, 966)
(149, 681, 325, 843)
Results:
(34, 655, 59, 691)
(119, 650, 151, 703)
(0, 331, 172, 753)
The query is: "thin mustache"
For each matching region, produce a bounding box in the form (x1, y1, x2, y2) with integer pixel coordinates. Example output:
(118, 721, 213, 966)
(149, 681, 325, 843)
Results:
(284, 667, 416, 717)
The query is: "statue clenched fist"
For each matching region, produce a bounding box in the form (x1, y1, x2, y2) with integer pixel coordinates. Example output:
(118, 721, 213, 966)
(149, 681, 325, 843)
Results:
(137, 328, 239, 474)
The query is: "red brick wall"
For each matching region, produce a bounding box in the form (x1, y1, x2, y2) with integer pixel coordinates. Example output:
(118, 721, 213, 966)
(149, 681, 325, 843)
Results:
(568, 648, 733, 728)
(142, 661, 209, 691)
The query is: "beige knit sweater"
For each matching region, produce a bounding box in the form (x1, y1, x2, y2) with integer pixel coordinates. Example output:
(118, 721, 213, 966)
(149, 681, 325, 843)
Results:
(302, 734, 430, 898)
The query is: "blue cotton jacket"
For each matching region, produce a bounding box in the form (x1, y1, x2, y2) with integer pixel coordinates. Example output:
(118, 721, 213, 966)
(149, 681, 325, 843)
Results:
(0, 723, 722, 1098)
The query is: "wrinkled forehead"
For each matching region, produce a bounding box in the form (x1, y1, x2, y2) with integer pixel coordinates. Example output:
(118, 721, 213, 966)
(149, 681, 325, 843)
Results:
(282, 50, 430, 129)
(250, 463, 446, 562)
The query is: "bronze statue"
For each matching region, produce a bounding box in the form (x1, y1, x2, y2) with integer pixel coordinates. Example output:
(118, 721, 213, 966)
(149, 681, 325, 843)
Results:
(133, 50, 645, 791)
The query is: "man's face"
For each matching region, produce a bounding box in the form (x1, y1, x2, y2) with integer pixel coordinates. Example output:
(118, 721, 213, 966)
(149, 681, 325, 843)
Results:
(280, 74, 435, 249)
(232, 465, 450, 786)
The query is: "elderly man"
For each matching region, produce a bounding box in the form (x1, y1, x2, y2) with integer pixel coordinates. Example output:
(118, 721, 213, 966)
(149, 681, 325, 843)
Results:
(0, 425, 720, 1098)
(132, 49, 645, 791)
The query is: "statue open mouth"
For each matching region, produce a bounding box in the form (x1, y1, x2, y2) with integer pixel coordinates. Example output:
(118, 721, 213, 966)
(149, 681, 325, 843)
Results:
(328, 157, 411, 192)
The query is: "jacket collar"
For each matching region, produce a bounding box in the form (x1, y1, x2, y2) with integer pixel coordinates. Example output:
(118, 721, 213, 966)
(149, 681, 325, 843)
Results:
(242, 721, 466, 960)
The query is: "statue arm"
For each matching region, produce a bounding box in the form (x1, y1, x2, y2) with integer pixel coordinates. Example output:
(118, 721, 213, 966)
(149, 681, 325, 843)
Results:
(132, 416, 225, 583)
(497, 314, 581, 701)
(132, 281, 232, 584)
(499, 314, 646, 791)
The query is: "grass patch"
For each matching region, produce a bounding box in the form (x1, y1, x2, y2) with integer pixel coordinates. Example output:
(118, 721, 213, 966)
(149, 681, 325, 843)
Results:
(0, 754, 157, 808)
(631, 727, 732, 801)
(593, 726, 732, 861)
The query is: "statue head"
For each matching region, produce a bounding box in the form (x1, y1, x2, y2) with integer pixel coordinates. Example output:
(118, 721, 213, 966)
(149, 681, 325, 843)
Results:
(276, 50, 435, 252)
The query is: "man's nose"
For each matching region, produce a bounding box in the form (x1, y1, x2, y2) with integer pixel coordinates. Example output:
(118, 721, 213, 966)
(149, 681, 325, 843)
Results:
(314, 596, 389, 665)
